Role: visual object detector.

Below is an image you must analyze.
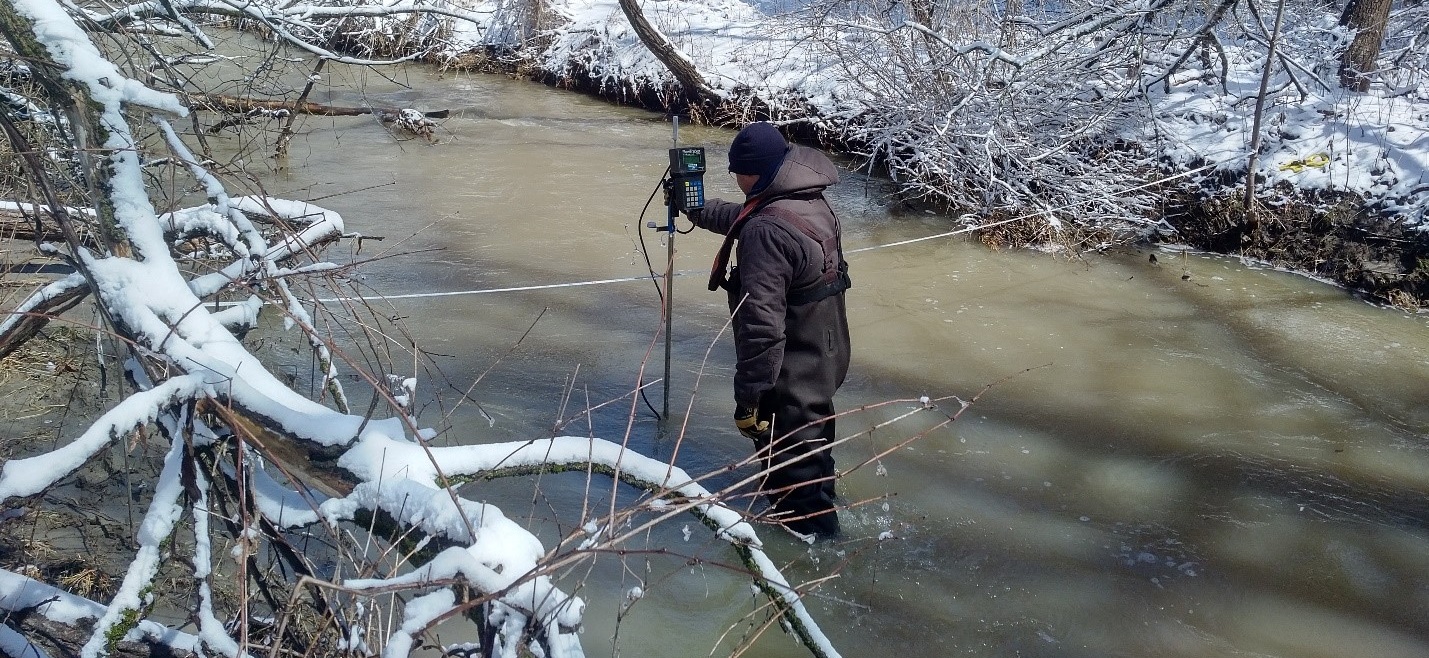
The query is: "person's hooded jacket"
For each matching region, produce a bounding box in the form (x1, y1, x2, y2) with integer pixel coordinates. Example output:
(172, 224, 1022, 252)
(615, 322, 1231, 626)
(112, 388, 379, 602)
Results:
(695, 144, 852, 413)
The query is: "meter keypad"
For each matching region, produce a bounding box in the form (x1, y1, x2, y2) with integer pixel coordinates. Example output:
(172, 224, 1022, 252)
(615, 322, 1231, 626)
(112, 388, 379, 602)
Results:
(678, 179, 704, 210)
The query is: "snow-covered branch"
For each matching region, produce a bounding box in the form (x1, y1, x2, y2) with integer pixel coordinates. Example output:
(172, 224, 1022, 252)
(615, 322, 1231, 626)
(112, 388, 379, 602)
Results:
(321, 434, 842, 658)
(0, 375, 208, 502)
(0, 272, 91, 359)
(77, 428, 194, 657)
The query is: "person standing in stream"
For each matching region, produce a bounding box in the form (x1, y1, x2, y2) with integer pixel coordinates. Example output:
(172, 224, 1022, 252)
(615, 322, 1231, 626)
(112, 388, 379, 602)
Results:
(685, 122, 852, 539)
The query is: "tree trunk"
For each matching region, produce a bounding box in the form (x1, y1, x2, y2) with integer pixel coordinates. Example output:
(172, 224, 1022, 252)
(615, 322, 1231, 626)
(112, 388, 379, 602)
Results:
(616, 0, 716, 105)
(1337, 0, 1392, 91)
(0, 2, 130, 259)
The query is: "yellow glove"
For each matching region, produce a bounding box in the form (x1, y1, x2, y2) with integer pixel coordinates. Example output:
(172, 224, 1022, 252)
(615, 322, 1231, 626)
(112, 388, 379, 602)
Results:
(734, 404, 770, 442)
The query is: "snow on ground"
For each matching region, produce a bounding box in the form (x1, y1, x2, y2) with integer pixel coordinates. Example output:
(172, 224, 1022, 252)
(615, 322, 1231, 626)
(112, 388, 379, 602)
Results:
(1145, 31, 1428, 222)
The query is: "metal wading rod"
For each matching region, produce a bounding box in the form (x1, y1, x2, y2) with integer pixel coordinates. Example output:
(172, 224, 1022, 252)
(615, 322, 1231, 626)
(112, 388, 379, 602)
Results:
(663, 117, 679, 422)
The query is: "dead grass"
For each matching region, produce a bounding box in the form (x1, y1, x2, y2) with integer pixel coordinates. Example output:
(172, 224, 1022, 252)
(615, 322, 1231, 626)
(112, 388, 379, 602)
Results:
(58, 566, 110, 599)
(1385, 288, 1421, 312)
(1, 506, 121, 601)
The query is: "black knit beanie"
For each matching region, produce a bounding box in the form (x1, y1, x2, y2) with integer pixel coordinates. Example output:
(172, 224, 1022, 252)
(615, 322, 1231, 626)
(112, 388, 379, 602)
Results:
(727, 122, 789, 193)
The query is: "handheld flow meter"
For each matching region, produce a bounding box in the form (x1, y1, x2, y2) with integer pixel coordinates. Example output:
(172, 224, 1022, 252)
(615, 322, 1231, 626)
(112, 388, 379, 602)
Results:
(666, 147, 706, 213)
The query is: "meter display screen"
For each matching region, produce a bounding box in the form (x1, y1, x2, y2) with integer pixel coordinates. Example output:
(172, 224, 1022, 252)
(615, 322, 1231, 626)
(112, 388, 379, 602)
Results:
(671, 147, 706, 175)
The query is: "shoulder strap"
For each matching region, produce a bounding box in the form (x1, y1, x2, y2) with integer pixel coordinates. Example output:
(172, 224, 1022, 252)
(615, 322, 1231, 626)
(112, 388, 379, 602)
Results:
(706, 196, 850, 302)
(765, 202, 850, 305)
(707, 199, 765, 292)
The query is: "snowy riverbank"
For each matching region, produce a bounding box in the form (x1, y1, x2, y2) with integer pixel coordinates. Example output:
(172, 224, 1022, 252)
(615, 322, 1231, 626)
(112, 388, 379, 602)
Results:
(434, 2, 1426, 217)
(409, 0, 1426, 304)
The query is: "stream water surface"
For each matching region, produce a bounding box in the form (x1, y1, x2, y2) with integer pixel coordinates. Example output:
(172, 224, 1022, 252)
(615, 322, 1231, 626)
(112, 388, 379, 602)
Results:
(233, 60, 1429, 658)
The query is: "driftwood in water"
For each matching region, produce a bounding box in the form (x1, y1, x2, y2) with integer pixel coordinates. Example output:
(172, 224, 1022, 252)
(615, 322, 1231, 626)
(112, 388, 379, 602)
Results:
(0, 208, 106, 252)
(1, 209, 59, 242)
(186, 94, 449, 139)
(189, 93, 377, 117)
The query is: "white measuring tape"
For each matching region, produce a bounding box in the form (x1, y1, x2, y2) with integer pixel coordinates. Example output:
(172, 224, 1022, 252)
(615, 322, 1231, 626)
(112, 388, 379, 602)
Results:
(315, 273, 698, 303)
(312, 217, 1024, 303)
(319, 164, 1215, 303)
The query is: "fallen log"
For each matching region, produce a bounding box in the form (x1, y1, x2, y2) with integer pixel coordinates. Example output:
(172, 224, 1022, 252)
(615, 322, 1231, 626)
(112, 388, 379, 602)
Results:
(185, 93, 450, 138)
(0, 274, 90, 360)
(14, 609, 172, 658)
(188, 93, 377, 117)
(1, 210, 54, 242)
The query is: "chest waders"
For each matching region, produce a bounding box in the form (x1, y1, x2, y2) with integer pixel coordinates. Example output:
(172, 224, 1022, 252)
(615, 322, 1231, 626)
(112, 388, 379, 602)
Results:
(706, 196, 852, 538)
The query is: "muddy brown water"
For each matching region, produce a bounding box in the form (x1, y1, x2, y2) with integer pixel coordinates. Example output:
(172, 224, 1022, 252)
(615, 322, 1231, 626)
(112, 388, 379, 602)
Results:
(175, 53, 1429, 657)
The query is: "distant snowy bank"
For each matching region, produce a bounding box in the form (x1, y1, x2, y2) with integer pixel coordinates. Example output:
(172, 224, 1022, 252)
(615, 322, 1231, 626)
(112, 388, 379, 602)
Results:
(187, 0, 1427, 302)
(421, 1, 1428, 228)
(369, 0, 1422, 304)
